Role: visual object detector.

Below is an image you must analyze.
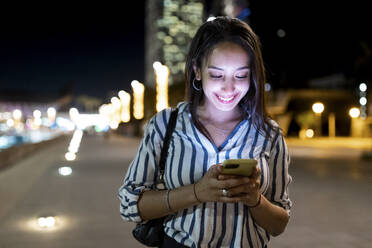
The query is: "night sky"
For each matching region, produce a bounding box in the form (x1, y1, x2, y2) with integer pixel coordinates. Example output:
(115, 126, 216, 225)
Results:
(0, 3, 145, 100)
(249, 1, 371, 89)
(0, 1, 370, 100)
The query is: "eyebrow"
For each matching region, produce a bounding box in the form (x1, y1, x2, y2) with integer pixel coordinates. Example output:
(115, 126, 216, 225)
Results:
(207, 65, 250, 71)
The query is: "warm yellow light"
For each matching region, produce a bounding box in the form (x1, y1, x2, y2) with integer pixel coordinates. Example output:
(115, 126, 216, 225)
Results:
(154, 62, 169, 112)
(305, 129, 314, 138)
(131, 80, 145, 119)
(153, 61, 162, 71)
(349, 107, 360, 118)
(109, 121, 119, 129)
(118, 90, 131, 123)
(312, 102, 324, 114)
(111, 97, 121, 109)
(13, 109, 22, 120)
(99, 104, 110, 115)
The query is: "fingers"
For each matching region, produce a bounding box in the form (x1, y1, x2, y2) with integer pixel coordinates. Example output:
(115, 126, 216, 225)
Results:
(227, 180, 260, 196)
(218, 174, 243, 180)
(251, 166, 261, 180)
(217, 175, 252, 189)
(203, 163, 261, 204)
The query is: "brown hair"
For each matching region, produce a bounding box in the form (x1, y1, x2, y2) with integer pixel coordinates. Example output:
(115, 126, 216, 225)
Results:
(185, 16, 277, 138)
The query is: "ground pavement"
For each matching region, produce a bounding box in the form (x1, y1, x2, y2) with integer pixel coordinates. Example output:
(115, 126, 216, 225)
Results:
(0, 134, 371, 247)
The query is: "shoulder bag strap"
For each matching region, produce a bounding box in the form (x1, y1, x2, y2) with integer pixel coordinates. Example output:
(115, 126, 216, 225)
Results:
(157, 107, 179, 187)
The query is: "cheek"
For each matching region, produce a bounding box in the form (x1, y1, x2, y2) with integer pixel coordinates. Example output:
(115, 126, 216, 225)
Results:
(202, 80, 218, 92)
(238, 81, 250, 94)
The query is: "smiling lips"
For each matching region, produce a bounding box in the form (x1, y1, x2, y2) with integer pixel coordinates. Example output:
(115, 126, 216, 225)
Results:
(216, 93, 238, 104)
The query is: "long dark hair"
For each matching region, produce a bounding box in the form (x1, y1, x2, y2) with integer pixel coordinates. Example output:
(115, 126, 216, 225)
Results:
(185, 16, 278, 138)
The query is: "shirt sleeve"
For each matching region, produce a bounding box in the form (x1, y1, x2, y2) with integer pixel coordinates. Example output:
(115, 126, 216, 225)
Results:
(264, 132, 293, 215)
(117, 109, 170, 223)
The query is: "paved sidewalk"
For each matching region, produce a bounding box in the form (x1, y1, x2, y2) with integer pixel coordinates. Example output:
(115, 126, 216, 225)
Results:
(0, 135, 371, 247)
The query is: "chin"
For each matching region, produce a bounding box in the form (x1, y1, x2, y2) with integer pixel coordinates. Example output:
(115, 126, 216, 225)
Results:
(214, 102, 239, 112)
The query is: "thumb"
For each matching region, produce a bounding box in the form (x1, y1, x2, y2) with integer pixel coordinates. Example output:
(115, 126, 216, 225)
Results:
(208, 164, 222, 178)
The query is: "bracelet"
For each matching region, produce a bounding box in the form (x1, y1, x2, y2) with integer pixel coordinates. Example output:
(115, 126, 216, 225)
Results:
(193, 183, 202, 204)
(165, 189, 174, 213)
(248, 194, 262, 208)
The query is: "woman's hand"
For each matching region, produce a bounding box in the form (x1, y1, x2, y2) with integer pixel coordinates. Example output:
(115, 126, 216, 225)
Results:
(217, 166, 261, 207)
(194, 164, 255, 203)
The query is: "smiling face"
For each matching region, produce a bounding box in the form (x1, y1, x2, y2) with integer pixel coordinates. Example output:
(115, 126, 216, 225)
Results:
(195, 42, 251, 115)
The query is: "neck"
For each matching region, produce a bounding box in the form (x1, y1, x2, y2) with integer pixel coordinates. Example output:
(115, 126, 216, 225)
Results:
(198, 102, 243, 124)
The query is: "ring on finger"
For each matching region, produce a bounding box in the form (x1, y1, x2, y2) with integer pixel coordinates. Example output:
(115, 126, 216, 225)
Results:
(222, 188, 229, 197)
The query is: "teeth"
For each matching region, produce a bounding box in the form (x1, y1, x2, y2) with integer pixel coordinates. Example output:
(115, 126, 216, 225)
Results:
(218, 95, 234, 101)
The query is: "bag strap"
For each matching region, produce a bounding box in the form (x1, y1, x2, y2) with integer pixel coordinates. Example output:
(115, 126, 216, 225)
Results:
(157, 107, 179, 187)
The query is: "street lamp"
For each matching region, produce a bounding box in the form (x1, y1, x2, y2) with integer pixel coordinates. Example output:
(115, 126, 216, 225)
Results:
(118, 90, 131, 123)
(312, 102, 324, 136)
(153, 61, 169, 112)
(131, 80, 145, 120)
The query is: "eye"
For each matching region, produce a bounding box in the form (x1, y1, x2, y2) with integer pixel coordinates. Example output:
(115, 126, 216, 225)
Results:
(210, 74, 223, 79)
(236, 74, 248, 79)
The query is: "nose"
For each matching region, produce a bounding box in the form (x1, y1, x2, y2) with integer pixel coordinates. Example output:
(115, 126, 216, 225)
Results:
(222, 80, 235, 93)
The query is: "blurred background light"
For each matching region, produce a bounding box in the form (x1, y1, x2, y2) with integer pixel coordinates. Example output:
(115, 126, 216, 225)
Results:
(359, 83, 367, 92)
(305, 129, 314, 138)
(69, 108, 79, 122)
(109, 121, 119, 130)
(47, 107, 57, 121)
(131, 80, 145, 120)
(207, 16, 216, 21)
(277, 29, 286, 38)
(118, 90, 131, 123)
(265, 83, 272, 92)
(65, 152, 76, 161)
(359, 97, 367, 106)
(58, 167, 72, 176)
(37, 216, 56, 228)
(349, 107, 360, 118)
(312, 102, 325, 114)
(33, 110, 42, 119)
(7, 119, 15, 127)
(13, 109, 22, 120)
(153, 62, 169, 112)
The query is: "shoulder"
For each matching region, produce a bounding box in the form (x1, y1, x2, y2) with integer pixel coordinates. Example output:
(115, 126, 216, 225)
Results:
(146, 102, 187, 133)
(267, 118, 281, 131)
(263, 117, 284, 143)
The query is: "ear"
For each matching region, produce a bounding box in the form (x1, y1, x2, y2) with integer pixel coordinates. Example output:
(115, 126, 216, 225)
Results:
(192, 62, 201, 80)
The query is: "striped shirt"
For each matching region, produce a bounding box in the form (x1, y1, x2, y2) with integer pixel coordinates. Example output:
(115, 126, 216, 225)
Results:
(118, 102, 292, 248)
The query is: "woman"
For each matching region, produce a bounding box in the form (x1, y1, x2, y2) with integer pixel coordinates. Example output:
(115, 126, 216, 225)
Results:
(118, 16, 292, 248)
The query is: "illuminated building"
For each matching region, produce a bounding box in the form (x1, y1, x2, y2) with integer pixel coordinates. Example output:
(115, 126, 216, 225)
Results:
(145, 0, 204, 88)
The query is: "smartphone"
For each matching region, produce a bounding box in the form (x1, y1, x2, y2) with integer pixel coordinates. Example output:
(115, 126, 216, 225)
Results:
(221, 159, 258, 177)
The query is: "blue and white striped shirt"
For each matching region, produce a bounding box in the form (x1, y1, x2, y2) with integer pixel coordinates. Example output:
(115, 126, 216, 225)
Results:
(118, 102, 292, 248)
